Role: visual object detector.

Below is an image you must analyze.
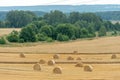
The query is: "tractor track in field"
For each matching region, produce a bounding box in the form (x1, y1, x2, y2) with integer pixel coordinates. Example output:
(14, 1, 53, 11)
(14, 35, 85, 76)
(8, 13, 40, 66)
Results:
(0, 52, 120, 55)
(0, 60, 120, 64)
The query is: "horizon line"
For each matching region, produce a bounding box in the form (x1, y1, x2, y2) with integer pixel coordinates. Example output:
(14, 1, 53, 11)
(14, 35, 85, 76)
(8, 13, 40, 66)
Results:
(0, 4, 120, 7)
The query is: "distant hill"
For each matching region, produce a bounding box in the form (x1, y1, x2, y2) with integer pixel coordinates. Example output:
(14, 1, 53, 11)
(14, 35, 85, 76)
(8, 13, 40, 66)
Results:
(0, 5, 120, 12)
(96, 11, 120, 20)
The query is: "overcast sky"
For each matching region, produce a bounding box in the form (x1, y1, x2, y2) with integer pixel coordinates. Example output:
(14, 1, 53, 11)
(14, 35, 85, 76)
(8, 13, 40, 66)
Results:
(0, 0, 120, 6)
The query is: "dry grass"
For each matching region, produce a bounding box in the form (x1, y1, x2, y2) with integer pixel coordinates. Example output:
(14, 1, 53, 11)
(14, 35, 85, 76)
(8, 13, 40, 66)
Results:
(0, 64, 120, 80)
(76, 57, 82, 60)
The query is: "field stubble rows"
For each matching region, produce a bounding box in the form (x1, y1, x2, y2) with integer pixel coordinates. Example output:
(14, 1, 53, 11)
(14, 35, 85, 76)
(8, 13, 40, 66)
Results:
(0, 53, 119, 80)
(0, 29, 120, 79)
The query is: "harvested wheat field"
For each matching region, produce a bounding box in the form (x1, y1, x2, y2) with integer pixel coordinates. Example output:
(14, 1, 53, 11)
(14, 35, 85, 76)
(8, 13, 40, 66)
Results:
(0, 28, 21, 37)
(0, 36, 120, 53)
(0, 52, 119, 80)
(0, 30, 120, 80)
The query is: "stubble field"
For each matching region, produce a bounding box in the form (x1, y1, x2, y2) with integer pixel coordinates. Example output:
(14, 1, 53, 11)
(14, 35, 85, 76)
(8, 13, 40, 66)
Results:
(0, 28, 120, 80)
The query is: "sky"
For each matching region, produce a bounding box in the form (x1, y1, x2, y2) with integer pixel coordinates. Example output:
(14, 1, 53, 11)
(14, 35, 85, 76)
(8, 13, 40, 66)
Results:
(0, 0, 120, 6)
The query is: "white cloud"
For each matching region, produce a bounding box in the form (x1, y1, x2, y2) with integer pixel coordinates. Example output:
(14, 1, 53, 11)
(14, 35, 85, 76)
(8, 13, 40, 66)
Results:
(0, 0, 120, 6)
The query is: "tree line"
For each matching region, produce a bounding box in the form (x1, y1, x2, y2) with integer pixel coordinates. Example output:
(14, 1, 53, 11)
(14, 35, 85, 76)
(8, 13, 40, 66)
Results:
(0, 10, 120, 43)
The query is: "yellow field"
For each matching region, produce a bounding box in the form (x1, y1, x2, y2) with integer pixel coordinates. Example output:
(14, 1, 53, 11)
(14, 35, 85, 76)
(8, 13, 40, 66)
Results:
(0, 36, 120, 53)
(0, 28, 120, 80)
(0, 28, 21, 37)
(0, 53, 119, 80)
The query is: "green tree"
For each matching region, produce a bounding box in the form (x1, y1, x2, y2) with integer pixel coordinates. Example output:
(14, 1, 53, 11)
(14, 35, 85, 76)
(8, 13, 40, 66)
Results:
(73, 27, 81, 38)
(74, 20, 88, 28)
(27, 23, 38, 34)
(80, 13, 102, 23)
(80, 28, 89, 38)
(114, 22, 120, 31)
(103, 21, 114, 31)
(7, 30, 19, 42)
(56, 23, 75, 38)
(6, 10, 37, 27)
(0, 37, 7, 44)
(87, 23, 96, 37)
(19, 25, 37, 42)
(43, 10, 67, 26)
(0, 21, 5, 28)
(32, 20, 47, 29)
(69, 12, 80, 24)
(57, 34, 69, 41)
(46, 37, 53, 42)
(98, 26, 107, 37)
(40, 25, 53, 37)
(37, 33, 48, 41)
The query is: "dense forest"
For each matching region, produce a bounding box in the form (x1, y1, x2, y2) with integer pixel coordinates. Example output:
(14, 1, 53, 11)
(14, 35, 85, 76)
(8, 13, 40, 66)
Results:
(0, 10, 120, 44)
(1, 11, 120, 21)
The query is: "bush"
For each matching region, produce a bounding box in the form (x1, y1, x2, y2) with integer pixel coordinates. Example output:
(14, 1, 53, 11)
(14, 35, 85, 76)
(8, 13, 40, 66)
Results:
(88, 33, 96, 38)
(37, 33, 48, 41)
(46, 37, 53, 42)
(18, 39, 24, 43)
(7, 30, 19, 42)
(40, 25, 53, 37)
(111, 31, 117, 36)
(56, 23, 75, 38)
(19, 26, 37, 42)
(80, 28, 89, 38)
(0, 37, 7, 44)
(71, 35, 76, 40)
(57, 34, 69, 41)
(98, 26, 107, 37)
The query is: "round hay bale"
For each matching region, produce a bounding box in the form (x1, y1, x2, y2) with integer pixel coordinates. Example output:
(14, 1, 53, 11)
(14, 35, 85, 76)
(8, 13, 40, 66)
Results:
(19, 53, 25, 58)
(39, 59, 46, 64)
(53, 66, 62, 74)
(48, 60, 55, 66)
(53, 54, 60, 59)
(33, 63, 41, 71)
(75, 62, 83, 67)
(84, 65, 93, 72)
(111, 54, 117, 59)
(76, 57, 82, 60)
(67, 56, 74, 60)
(73, 51, 78, 54)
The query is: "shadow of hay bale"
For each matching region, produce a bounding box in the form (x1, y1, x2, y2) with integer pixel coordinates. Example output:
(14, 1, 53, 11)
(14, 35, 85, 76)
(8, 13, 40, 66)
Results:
(39, 59, 46, 64)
